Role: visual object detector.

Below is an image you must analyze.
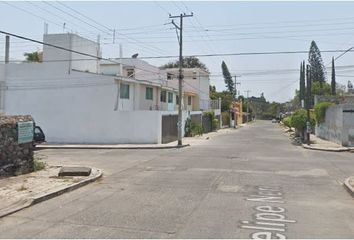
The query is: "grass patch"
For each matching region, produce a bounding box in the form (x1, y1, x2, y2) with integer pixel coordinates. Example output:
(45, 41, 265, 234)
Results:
(33, 160, 46, 172)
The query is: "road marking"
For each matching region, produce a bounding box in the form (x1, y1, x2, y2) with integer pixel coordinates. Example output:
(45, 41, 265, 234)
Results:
(240, 185, 296, 239)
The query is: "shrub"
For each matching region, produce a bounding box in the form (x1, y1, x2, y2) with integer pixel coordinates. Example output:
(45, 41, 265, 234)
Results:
(212, 119, 219, 130)
(33, 160, 46, 172)
(314, 102, 332, 124)
(185, 118, 203, 137)
(203, 111, 215, 119)
(290, 109, 316, 132)
(283, 117, 291, 128)
(221, 112, 230, 126)
(290, 109, 307, 132)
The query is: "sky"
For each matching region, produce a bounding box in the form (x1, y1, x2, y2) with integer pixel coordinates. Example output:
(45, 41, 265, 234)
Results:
(1, 1, 354, 103)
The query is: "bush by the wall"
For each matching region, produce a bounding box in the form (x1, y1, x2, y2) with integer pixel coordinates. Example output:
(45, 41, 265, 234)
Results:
(290, 109, 316, 132)
(314, 102, 333, 124)
(185, 118, 203, 137)
(212, 119, 219, 130)
(283, 117, 292, 128)
(290, 109, 307, 132)
(221, 112, 230, 126)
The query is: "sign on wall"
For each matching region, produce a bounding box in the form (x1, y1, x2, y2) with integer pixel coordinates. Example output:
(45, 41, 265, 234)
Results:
(17, 121, 34, 144)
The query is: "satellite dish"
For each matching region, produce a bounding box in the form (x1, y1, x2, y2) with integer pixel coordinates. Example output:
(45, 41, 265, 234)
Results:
(132, 53, 139, 58)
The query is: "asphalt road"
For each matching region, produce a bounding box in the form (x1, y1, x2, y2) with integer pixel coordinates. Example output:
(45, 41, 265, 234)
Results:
(1, 120, 354, 238)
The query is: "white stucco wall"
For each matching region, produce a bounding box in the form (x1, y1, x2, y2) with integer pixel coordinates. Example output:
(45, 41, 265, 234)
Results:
(342, 105, 354, 146)
(2, 62, 163, 144)
(315, 104, 354, 147)
(43, 33, 100, 73)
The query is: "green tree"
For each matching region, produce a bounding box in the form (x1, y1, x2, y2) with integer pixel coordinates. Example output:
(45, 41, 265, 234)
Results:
(331, 57, 336, 95)
(161, 56, 209, 72)
(308, 41, 326, 86)
(312, 81, 331, 96)
(221, 61, 234, 95)
(24, 51, 42, 62)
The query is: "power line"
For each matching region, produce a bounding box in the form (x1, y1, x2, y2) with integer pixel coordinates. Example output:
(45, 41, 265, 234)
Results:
(27, 1, 98, 38)
(42, 2, 112, 36)
(0, 30, 169, 77)
(56, 1, 113, 32)
(1, 1, 65, 30)
(110, 49, 354, 59)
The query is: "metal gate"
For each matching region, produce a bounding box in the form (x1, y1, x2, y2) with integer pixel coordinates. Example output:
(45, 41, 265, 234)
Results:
(202, 115, 212, 133)
(161, 114, 178, 144)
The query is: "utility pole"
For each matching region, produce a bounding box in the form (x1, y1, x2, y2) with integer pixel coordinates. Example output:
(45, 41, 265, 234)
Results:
(306, 65, 311, 145)
(5, 35, 9, 64)
(245, 90, 251, 122)
(169, 12, 193, 146)
(233, 75, 241, 99)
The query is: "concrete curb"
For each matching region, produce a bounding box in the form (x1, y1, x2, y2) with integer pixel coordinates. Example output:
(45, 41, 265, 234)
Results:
(0, 167, 103, 219)
(302, 144, 350, 152)
(36, 144, 190, 150)
(343, 177, 354, 198)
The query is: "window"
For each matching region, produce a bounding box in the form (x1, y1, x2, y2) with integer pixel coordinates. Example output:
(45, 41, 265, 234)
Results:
(188, 96, 192, 105)
(160, 90, 166, 102)
(168, 92, 173, 103)
(120, 83, 130, 99)
(176, 95, 179, 105)
(127, 69, 135, 78)
(146, 87, 153, 100)
(167, 73, 173, 80)
(193, 71, 197, 80)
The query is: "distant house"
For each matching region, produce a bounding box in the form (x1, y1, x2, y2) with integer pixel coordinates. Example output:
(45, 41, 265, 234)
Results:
(164, 68, 211, 111)
(100, 59, 178, 111)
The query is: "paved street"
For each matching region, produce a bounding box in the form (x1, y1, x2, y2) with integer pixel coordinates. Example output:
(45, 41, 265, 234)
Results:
(1, 120, 354, 238)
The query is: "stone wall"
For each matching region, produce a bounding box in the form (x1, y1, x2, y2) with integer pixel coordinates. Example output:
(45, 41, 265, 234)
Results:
(0, 115, 34, 176)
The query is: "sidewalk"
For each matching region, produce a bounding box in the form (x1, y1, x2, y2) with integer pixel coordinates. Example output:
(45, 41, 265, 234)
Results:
(0, 165, 102, 218)
(36, 128, 239, 150)
(281, 125, 353, 152)
(302, 134, 353, 152)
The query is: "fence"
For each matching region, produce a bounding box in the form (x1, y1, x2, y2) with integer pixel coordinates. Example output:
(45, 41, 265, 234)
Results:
(200, 99, 221, 110)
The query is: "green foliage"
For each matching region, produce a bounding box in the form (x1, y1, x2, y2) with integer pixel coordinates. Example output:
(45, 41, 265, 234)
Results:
(314, 102, 332, 124)
(290, 109, 307, 131)
(221, 111, 230, 126)
(212, 119, 219, 130)
(210, 90, 234, 112)
(184, 118, 203, 137)
(290, 109, 315, 132)
(308, 41, 326, 84)
(161, 56, 209, 72)
(203, 111, 220, 131)
(203, 111, 215, 119)
(312, 81, 331, 96)
(33, 160, 46, 172)
(221, 61, 234, 94)
(283, 117, 292, 128)
(24, 51, 42, 62)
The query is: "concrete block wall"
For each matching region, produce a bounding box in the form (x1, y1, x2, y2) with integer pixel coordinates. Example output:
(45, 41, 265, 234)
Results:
(0, 115, 34, 176)
(316, 104, 354, 147)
